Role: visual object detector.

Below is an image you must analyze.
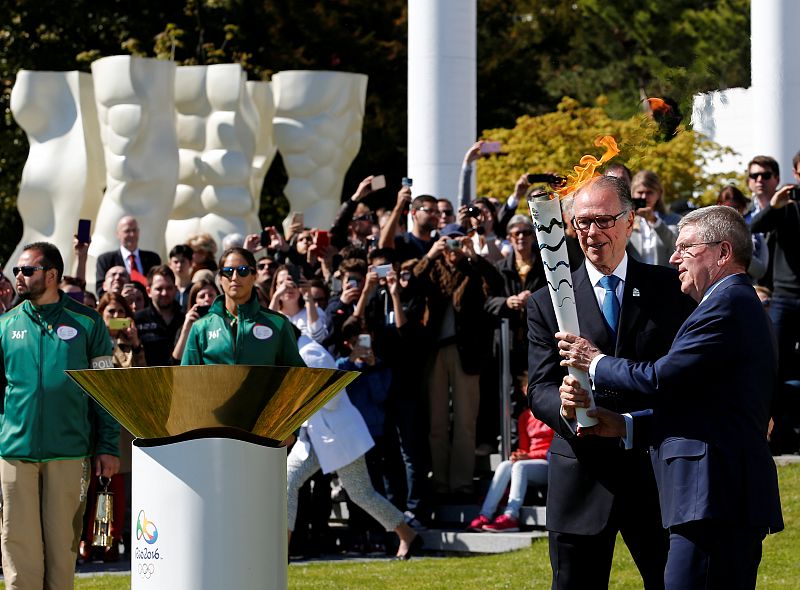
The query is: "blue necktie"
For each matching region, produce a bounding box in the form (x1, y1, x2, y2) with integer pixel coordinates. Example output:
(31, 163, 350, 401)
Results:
(599, 274, 621, 338)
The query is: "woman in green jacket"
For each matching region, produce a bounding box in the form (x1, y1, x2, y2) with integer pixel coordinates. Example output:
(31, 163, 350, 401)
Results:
(180, 247, 304, 368)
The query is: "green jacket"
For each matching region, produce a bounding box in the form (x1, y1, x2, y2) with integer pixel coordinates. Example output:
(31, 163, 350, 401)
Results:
(0, 292, 118, 461)
(181, 295, 305, 367)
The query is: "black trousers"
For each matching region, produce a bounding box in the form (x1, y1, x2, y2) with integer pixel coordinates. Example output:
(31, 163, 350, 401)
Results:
(548, 496, 668, 590)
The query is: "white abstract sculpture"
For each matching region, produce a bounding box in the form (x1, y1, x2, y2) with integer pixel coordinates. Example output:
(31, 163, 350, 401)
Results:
(89, 56, 179, 266)
(6, 70, 105, 278)
(247, 81, 277, 213)
(272, 71, 367, 230)
(166, 64, 265, 254)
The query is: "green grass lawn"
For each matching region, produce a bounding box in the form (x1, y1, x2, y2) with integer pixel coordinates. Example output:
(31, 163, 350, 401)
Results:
(4, 464, 799, 589)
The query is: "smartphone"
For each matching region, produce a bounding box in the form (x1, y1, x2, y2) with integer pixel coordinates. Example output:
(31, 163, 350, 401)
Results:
(107, 317, 131, 330)
(260, 229, 269, 248)
(288, 265, 302, 283)
(401, 177, 413, 187)
(347, 277, 360, 289)
(373, 263, 392, 278)
(195, 305, 210, 318)
(291, 212, 304, 227)
(789, 187, 800, 201)
(357, 334, 372, 349)
(632, 197, 647, 209)
(480, 141, 502, 155)
(314, 230, 329, 250)
(371, 175, 387, 190)
(77, 219, 91, 244)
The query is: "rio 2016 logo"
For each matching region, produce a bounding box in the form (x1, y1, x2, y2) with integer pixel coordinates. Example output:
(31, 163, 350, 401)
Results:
(136, 510, 159, 545)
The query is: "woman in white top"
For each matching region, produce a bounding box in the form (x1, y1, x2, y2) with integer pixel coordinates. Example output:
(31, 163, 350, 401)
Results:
(287, 336, 421, 559)
(268, 265, 329, 343)
(628, 170, 681, 266)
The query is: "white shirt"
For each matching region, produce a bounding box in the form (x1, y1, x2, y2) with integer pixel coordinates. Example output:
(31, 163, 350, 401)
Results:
(120, 246, 143, 274)
(584, 253, 628, 312)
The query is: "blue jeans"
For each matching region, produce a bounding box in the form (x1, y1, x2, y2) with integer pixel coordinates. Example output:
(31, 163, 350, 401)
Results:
(769, 295, 800, 382)
(479, 458, 548, 519)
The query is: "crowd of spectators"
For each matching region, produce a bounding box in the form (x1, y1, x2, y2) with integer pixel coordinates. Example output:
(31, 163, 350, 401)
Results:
(1, 143, 797, 566)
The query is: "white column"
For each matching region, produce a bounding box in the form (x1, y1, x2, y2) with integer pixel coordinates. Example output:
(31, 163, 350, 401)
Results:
(408, 0, 476, 202)
(751, 0, 800, 176)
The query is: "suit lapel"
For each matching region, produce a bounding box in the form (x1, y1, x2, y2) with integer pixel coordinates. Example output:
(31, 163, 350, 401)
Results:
(573, 263, 614, 354)
(616, 259, 645, 356)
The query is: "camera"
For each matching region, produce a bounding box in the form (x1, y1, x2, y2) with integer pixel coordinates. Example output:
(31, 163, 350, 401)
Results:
(446, 239, 461, 251)
(789, 186, 800, 201)
(632, 197, 647, 209)
(466, 206, 482, 218)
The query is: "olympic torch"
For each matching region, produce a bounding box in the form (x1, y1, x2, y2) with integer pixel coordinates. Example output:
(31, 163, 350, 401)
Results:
(528, 192, 598, 427)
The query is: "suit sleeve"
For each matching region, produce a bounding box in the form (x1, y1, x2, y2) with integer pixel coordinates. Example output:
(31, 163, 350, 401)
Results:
(595, 302, 728, 399)
(527, 293, 575, 439)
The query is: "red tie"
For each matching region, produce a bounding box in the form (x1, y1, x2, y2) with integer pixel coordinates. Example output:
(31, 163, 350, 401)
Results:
(128, 254, 147, 287)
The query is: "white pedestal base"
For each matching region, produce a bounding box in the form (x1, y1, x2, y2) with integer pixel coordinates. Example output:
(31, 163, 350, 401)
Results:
(132, 436, 287, 589)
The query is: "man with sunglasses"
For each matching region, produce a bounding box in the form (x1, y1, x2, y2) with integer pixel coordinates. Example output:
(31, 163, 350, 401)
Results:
(381, 193, 439, 262)
(527, 176, 695, 589)
(330, 176, 379, 250)
(746, 156, 781, 220)
(750, 150, 800, 453)
(0, 242, 119, 589)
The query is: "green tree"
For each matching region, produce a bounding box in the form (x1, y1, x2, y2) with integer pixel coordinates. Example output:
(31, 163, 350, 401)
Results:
(475, 97, 739, 210)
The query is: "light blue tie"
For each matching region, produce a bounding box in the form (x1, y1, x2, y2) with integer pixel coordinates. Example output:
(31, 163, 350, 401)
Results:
(599, 274, 621, 338)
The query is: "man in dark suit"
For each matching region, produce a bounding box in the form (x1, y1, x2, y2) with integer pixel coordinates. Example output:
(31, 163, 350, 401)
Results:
(527, 175, 695, 589)
(95, 216, 161, 295)
(557, 205, 783, 589)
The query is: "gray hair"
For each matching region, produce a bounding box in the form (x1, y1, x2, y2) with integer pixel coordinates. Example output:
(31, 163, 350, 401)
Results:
(579, 175, 634, 212)
(678, 205, 752, 268)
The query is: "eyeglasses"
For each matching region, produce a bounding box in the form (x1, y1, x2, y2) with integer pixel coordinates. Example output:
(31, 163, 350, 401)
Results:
(220, 265, 254, 279)
(509, 229, 534, 238)
(440, 209, 454, 216)
(674, 241, 722, 257)
(353, 214, 377, 223)
(415, 207, 440, 215)
(571, 211, 628, 231)
(748, 171, 774, 181)
(13, 266, 50, 277)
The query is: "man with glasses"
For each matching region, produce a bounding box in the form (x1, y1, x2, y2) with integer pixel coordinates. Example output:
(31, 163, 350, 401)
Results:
(557, 205, 783, 589)
(527, 176, 694, 589)
(746, 156, 781, 219)
(0, 242, 119, 589)
(750, 149, 800, 452)
(381, 193, 440, 262)
(134, 265, 184, 366)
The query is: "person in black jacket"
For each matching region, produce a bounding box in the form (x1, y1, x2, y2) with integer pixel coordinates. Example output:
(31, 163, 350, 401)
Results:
(485, 215, 547, 411)
(413, 223, 500, 498)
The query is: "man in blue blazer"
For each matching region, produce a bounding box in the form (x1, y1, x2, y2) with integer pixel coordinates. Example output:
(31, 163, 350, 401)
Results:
(557, 205, 783, 589)
(527, 176, 695, 589)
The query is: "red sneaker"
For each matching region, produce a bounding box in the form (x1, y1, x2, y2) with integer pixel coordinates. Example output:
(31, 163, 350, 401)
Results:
(483, 514, 520, 532)
(467, 514, 491, 532)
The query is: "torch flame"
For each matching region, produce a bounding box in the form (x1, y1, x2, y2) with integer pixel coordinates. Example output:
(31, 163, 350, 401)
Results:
(555, 135, 620, 198)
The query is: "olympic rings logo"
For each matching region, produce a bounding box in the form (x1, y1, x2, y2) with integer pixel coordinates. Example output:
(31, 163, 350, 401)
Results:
(138, 562, 156, 579)
(136, 510, 159, 545)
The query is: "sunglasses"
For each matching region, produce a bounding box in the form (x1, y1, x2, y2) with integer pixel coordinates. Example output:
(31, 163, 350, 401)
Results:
(748, 171, 774, 180)
(440, 209, 454, 216)
(13, 265, 50, 277)
(415, 206, 440, 215)
(257, 262, 276, 270)
(510, 229, 534, 238)
(353, 214, 377, 223)
(220, 265, 254, 279)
